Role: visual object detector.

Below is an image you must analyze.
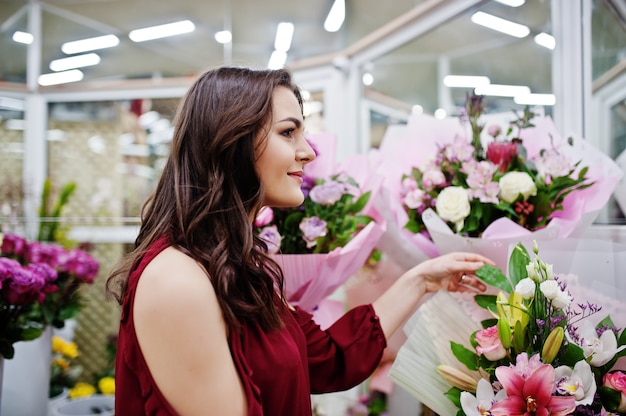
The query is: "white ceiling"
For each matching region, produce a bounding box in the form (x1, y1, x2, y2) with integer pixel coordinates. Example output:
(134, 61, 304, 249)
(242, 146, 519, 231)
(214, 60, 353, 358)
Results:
(1, 0, 622, 114)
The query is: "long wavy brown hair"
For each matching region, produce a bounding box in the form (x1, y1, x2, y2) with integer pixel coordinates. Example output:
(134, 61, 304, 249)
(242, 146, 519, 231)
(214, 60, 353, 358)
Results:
(106, 67, 303, 331)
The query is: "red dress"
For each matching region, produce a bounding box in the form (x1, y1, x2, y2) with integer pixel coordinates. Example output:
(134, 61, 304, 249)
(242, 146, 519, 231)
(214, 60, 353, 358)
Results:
(115, 236, 387, 415)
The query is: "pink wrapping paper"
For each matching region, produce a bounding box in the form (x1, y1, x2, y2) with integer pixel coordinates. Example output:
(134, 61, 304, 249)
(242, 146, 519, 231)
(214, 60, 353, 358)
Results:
(274, 221, 384, 312)
(373, 111, 623, 271)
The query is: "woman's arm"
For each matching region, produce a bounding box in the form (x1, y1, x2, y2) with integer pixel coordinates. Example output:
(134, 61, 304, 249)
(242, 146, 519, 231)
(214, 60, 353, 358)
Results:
(372, 252, 493, 341)
(134, 247, 247, 416)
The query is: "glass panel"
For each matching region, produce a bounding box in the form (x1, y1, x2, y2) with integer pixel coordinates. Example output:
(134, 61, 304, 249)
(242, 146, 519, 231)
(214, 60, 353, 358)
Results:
(367, 0, 552, 117)
(0, 98, 26, 232)
(608, 98, 626, 222)
(591, 0, 626, 81)
(0, 3, 28, 83)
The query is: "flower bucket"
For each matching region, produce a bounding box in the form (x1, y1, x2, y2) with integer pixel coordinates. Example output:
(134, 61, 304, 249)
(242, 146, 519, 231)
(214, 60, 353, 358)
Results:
(50, 395, 114, 416)
(0, 326, 52, 416)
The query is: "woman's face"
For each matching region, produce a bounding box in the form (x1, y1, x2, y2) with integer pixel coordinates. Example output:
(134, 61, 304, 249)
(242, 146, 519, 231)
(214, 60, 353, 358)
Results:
(255, 86, 316, 208)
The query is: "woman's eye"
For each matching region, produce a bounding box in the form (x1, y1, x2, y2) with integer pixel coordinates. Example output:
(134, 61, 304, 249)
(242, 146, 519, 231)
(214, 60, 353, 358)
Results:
(281, 128, 295, 138)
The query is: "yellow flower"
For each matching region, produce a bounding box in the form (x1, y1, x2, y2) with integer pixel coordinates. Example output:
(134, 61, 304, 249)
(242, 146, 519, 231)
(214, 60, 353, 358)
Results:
(52, 357, 69, 371)
(62, 341, 79, 359)
(51, 336, 79, 359)
(52, 336, 66, 354)
(69, 382, 96, 398)
(98, 377, 115, 395)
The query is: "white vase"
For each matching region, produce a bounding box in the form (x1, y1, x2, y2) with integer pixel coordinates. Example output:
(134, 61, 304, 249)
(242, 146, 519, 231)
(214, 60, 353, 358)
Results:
(0, 327, 52, 416)
(50, 395, 114, 416)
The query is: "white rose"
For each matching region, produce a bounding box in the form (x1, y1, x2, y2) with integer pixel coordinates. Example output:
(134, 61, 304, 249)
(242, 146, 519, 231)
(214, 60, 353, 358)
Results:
(515, 278, 536, 299)
(539, 280, 560, 300)
(498, 171, 537, 203)
(552, 290, 572, 310)
(435, 186, 470, 231)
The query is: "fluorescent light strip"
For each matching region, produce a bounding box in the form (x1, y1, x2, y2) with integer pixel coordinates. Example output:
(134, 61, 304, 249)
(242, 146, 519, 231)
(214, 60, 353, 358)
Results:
(475, 84, 531, 97)
(268, 50, 287, 69)
(470, 11, 530, 38)
(38, 70, 84, 86)
(50, 53, 101, 72)
(274, 22, 294, 53)
(129, 20, 195, 42)
(62, 35, 119, 54)
(12, 31, 33, 45)
(324, 0, 345, 32)
(514, 93, 556, 106)
(534, 32, 555, 50)
(443, 75, 490, 88)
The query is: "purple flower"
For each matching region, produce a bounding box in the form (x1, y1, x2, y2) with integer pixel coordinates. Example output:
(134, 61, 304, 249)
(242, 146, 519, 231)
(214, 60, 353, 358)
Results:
(0, 257, 23, 288)
(25, 242, 67, 268)
(309, 180, 346, 205)
(1, 233, 27, 257)
(4, 266, 46, 305)
(299, 216, 327, 248)
(258, 225, 282, 254)
(62, 249, 99, 283)
(300, 175, 316, 200)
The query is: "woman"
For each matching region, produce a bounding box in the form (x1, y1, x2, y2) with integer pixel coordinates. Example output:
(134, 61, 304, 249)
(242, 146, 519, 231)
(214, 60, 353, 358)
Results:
(107, 66, 493, 415)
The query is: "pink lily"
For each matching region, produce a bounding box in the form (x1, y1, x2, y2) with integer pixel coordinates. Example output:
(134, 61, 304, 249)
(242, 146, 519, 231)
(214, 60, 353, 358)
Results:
(490, 364, 576, 416)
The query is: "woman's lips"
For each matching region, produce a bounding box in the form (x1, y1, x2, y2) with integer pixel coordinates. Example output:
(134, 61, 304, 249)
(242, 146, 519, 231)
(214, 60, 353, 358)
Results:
(288, 171, 303, 183)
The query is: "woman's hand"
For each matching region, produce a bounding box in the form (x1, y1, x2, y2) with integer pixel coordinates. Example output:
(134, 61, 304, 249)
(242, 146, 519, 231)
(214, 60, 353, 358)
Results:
(372, 252, 495, 341)
(408, 251, 494, 294)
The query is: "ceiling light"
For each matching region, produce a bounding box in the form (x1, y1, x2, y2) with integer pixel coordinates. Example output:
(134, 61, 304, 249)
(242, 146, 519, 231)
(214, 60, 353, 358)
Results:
(470, 11, 530, 38)
(534, 32, 555, 50)
(362, 72, 374, 86)
(514, 93, 556, 106)
(50, 53, 101, 72)
(434, 108, 447, 119)
(274, 22, 294, 52)
(214, 30, 232, 44)
(12, 31, 33, 45)
(268, 50, 287, 69)
(324, 0, 345, 32)
(62, 35, 119, 54)
(443, 75, 490, 88)
(494, 0, 525, 6)
(475, 84, 531, 97)
(411, 105, 423, 115)
(129, 20, 195, 42)
(38, 69, 84, 86)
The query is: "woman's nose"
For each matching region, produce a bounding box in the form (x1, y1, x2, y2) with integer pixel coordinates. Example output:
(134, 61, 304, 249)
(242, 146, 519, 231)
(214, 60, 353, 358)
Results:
(297, 137, 316, 163)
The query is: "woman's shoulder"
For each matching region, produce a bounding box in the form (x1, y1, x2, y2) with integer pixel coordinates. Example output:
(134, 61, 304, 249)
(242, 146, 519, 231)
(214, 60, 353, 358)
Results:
(135, 246, 217, 314)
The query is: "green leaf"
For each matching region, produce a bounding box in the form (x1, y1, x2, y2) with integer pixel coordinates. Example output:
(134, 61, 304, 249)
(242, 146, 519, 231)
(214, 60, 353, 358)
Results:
(598, 386, 622, 413)
(348, 191, 371, 214)
(508, 243, 530, 286)
(476, 264, 512, 293)
(559, 343, 585, 366)
(443, 387, 463, 409)
(450, 341, 478, 371)
(474, 294, 498, 313)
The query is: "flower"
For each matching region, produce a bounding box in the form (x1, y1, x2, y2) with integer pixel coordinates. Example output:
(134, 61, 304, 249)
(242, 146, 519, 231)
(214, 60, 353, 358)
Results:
(475, 325, 508, 361)
(1, 233, 99, 331)
(50, 335, 83, 398)
(489, 358, 576, 416)
(0, 234, 58, 358)
(254, 155, 376, 255)
(435, 241, 626, 415)
(603, 371, 626, 413)
(400, 93, 593, 239)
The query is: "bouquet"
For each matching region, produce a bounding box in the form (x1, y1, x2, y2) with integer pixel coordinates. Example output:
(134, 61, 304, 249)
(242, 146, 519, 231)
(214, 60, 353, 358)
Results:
(254, 132, 384, 314)
(390, 241, 626, 415)
(0, 233, 99, 358)
(374, 93, 622, 269)
(401, 97, 591, 238)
